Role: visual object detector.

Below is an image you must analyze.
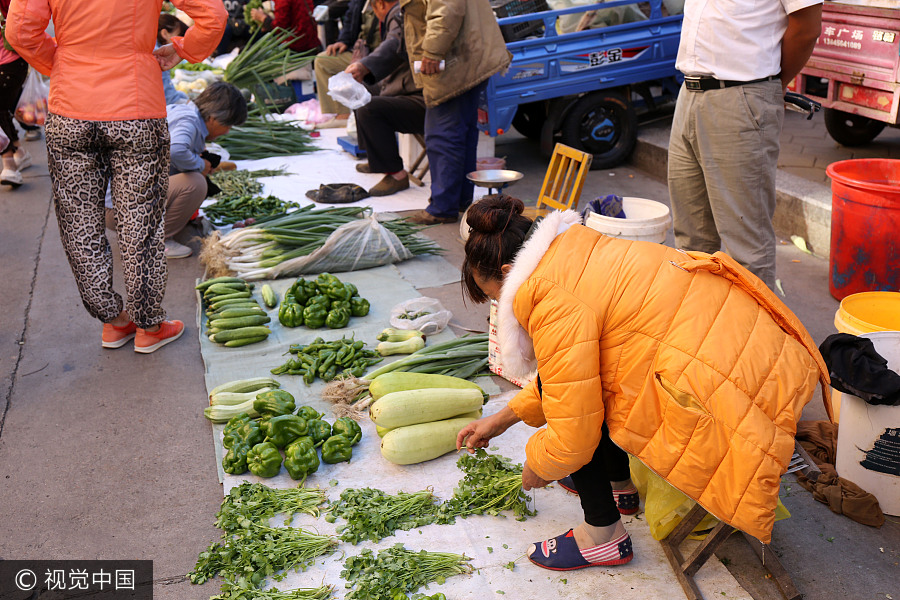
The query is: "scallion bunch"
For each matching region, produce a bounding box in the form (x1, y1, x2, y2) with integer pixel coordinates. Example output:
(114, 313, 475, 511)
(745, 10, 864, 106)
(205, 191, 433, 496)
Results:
(224, 28, 314, 91)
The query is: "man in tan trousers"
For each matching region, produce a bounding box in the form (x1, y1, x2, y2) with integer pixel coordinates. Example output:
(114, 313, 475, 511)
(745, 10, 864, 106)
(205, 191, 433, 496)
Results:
(667, 0, 822, 290)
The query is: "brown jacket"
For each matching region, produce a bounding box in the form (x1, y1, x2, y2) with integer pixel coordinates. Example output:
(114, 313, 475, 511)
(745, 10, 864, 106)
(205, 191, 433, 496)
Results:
(400, 0, 511, 107)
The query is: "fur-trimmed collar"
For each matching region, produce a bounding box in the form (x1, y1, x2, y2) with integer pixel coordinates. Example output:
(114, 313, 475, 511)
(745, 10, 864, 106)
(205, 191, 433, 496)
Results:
(496, 210, 583, 380)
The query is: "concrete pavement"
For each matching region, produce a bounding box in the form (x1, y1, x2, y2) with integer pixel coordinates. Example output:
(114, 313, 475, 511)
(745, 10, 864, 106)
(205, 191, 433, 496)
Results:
(0, 127, 897, 600)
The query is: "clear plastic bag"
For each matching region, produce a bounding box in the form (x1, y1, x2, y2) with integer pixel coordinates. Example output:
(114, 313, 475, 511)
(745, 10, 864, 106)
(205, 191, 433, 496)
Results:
(15, 68, 49, 126)
(327, 71, 371, 109)
(389, 297, 452, 335)
(265, 215, 414, 278)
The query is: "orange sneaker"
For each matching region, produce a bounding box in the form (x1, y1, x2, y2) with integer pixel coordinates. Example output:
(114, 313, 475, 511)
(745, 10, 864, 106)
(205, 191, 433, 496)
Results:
(102, 321, 137, 349)
(134, 320, 185, 354)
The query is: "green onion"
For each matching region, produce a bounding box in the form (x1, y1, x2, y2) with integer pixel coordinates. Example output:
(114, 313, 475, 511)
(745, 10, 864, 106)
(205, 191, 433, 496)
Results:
(224, 28, 314, 91)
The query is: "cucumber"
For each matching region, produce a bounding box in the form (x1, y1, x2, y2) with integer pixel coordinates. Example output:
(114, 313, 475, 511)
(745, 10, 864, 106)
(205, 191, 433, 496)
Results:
(212, 326, 271, 343)
(380, 415, 479, 465)
(370, 388, 484, 429)
(214, 307, 267, 319)
(204, 283, 251, 299)
(369, 372, 485, 401)
(210, 387, 275, 406)
(225, 335, 269, 348)
(206, 291, 252, 304)
(196, 276, 246, 291)
(209, 314, 271, 330)
(260, 284, 278, 308)
(209, 377, 281, 397)
(207, 300, 260, 314)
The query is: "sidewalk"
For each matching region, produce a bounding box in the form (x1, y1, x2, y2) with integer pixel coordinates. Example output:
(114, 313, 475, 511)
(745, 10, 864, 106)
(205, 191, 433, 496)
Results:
(0, 129, 897, 600)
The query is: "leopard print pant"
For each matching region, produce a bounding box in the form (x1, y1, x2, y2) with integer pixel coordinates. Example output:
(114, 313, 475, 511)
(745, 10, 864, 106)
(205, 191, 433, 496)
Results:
(45, 113, 170, 328)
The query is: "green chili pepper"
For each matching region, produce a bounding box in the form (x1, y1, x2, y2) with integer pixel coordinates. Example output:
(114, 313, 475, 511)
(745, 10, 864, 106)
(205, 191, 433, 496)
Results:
(350, 297, 370, 317)
(253, 389, 296, 417)
(264, 414, 309, 448)
(321, 434, 353, 464)
(283, 436, 320, 481)
(222, 441, 251, 475)
(306, 419, 332, 446)
(246, 442, 282, 477)
(332, 417, 362, 446)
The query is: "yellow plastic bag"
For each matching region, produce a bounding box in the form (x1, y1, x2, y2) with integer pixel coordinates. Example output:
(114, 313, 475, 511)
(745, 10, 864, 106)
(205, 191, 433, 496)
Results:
(630, 456, 791, 541)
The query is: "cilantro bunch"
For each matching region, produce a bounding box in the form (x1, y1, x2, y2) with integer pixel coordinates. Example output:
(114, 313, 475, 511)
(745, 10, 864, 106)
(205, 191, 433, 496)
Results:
(341, 544, 472, 600)
(326, 487, 441, 544)
(189, 524, 338, 586)
(216, 482, 327, 533)
(438, 449, 537, 522)
(212, 577, 333, 600)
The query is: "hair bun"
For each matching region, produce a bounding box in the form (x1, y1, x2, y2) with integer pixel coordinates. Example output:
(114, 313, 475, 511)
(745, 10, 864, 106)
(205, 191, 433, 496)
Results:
(465, 194, 525, 235)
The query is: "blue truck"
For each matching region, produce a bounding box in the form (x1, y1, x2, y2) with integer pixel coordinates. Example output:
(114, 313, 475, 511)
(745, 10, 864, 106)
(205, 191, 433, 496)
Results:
(479, 0, 684, 169)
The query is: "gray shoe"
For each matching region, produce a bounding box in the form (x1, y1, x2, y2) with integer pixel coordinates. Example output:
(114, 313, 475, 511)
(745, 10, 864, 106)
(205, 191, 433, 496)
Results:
(164, 239, 192, 259)
(356, 162, 373, 174)
(369, 174, 409, 197)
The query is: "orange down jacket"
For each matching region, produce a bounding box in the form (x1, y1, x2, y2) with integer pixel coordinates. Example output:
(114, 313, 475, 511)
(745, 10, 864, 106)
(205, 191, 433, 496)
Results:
(6, 0, 226, 121)
(498, 211, 830, 543)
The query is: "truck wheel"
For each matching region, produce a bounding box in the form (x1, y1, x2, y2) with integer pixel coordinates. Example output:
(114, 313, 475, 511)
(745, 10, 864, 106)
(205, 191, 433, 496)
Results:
(512, 102, 546, 141)
(560, 91, 637, 170)
(824, 108, 886, 147)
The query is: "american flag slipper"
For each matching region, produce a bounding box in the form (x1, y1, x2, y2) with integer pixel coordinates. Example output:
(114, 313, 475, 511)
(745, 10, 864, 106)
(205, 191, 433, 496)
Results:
(527, 529, 634, 571)
(613, 488, 640, 515)
(557, 476, 578, 494)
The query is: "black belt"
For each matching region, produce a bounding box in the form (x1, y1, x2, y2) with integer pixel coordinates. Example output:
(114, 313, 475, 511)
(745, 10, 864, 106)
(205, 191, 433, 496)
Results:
(684, 75, 780, 92)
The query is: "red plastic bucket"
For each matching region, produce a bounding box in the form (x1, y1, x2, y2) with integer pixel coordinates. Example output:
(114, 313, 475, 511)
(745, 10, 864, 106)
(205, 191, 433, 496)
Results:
(826, 159, 900, 300)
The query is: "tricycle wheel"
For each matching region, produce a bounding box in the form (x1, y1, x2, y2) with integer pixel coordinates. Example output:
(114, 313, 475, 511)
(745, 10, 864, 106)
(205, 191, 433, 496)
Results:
(560, 91, 637, 170)
(824, 108, 886, 147)
(512, 102, 546, 141)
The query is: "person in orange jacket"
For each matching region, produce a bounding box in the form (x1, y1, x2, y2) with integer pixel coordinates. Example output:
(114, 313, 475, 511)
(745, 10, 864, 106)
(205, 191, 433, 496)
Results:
(6, 0, 226, 354)
(456, 195, 829, 571)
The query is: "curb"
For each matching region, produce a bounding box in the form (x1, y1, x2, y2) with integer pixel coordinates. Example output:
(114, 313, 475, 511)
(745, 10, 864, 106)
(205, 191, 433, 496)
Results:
(630, 119, 833, 257)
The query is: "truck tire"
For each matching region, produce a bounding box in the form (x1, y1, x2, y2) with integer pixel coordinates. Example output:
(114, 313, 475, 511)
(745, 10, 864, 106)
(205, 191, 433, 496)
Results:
(512, 102, 546, 141)
(560, 91, 637, 170)
(824, 108, 886, 147)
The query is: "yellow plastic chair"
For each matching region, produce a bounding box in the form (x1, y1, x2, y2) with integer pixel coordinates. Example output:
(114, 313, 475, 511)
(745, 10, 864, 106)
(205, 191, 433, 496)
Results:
(523, 143, 593, 219)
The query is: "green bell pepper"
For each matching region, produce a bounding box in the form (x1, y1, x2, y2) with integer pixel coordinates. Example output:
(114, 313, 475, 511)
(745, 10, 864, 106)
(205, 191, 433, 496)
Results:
(325, 283, 353, 302)
(321, 435, 353, 463)
(246, 441, 282, 477)
(307, 294, 331, 308)
(222, 441, 251, 475)
(223, 418, 264, 449)
(278, 300, 305, 327)
(316, 272, 341, 288)
(344, 283, 359, 297)
(222, 413, 252, 439)
(289, 279, 314, 305)
(303, 304, 328, 329)
(306, 419, 332, 446)
(253, 389, 296, 417)
(330, 300, 351, 312)
(265, 414, 309, 448)
(325, 306, 351, 329)
(350, 297, 370, 317)
(332, 416, 362, 445)
(297, 405, 323, 421)
(283, 436, 320, 481)
(258, 416, 272, 437)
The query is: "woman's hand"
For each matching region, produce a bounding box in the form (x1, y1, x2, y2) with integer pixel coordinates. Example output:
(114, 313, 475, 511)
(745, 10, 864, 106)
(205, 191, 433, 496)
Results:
(250, 8, 267, 23)
(456, 406, 521, 453)
(153, 44, 182, 71)
(521, 461, 552, 491)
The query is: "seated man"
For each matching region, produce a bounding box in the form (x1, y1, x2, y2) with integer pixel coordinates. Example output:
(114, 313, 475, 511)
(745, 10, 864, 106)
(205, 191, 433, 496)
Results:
(345, 0, 423, 197)
(313, 0, 378, 121)
(105, 82, 247, 258)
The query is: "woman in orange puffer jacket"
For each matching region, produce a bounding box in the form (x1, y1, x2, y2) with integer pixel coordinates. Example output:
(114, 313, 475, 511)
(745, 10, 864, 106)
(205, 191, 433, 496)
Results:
(6, 0, 225, 354)
(457, 195, 829, 571)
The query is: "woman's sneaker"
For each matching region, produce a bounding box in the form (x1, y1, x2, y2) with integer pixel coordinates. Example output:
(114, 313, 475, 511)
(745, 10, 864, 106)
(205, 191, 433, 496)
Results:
(527, 529, 633, 571)
(14, 148, 32, 170)
(102, 322, 138, 348)
(1, 169, 23, 187)
(134, 320, 184, 353)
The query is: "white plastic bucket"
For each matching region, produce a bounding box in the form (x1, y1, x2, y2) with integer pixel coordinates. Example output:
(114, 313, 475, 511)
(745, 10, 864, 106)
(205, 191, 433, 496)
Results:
(834, 330, 900, 516)
(584, 197, 671, 244)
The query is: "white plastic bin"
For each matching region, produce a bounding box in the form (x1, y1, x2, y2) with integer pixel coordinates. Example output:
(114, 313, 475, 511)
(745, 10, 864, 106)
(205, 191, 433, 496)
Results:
(584, 197, 671, 244)
(834, 330, 900, 516)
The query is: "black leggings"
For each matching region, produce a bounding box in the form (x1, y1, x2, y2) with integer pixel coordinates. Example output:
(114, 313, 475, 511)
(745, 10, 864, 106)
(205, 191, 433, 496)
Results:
(0, 57, 28, 153)
(569, 423, 632, 527)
